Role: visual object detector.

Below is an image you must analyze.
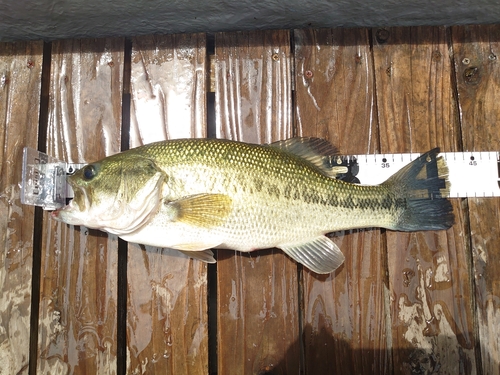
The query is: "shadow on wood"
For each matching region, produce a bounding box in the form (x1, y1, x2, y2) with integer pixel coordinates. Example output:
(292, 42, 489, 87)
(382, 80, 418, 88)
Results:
(265, 323, 480, 375)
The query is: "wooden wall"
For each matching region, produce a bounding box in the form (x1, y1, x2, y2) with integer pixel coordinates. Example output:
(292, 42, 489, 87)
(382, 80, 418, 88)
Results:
(0, 24, 499, 374)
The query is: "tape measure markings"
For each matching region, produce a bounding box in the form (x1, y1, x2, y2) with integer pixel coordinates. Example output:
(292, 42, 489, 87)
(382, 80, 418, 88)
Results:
(20, 147, 500, 210)
(341, 151, 500, 198)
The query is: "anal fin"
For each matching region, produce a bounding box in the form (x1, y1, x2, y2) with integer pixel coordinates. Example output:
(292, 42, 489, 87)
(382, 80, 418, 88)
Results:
(178, 249, 216, 263)
(279, 236, 345, 274)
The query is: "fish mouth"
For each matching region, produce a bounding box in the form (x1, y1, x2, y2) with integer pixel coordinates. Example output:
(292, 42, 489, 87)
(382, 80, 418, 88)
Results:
(51, 186, 88, 223)
(51, 199, 73, 220)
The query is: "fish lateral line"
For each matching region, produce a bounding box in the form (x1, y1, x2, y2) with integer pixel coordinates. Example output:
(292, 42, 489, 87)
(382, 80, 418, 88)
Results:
(39, 138, 454, 274)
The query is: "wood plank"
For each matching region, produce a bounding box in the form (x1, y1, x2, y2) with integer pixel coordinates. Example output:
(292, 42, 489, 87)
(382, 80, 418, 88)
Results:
(294, 28, 390, 374)
(0, 41, 43, 375)
(214, 30, 300, 374)
(451, 24, 500, 375)
(215, 30, 292, 143)
(130, 34, 207, 145)
(37, 38, 123, 374)
(372, 26, 477, 373)
(127, 33, 209, 375)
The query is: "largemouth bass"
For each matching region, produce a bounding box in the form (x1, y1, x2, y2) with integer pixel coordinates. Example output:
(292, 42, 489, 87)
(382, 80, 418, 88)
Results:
(52, 137, 454, 274)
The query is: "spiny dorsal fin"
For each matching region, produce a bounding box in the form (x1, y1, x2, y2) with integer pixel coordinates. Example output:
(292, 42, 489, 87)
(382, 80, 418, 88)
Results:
(268, 137, 347, 178)
(164, 193, 232, 228)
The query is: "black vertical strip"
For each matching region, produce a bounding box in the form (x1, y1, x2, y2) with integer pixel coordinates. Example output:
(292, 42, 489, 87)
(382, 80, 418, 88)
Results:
(368, 27, 392, 373)
(447, 27, 465, 153)
(296, 264, 305, 375)
(116, 38, 132, 375)
(37, 42, 51, 153)
(207, 261, 218, 375)
(367, 27, 379, 371)
(447, 26, 481, 375)
(207, 92, 216, 139)
(290, 31, 306, 375)
(207, 33, 217, 140)
(121, 38, 132, 153)
(205, 32, 219, 375)
(497, 156, 500, 188)
(367, 28, 382, 154)
(29, 41, 52, 375)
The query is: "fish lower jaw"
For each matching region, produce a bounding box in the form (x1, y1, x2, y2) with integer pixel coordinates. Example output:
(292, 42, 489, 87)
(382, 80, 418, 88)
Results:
(50, 197, 79, 222)
(50, 209, 62, 221)
(50, 209, 81, 226)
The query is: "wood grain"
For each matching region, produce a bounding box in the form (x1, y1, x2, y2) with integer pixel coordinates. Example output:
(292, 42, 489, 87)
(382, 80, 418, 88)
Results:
(37, 38, 123, 374)
(215, 30, 292, 143)
(1, 26, 499, 375)
(0, 41, 43, 375)
(130, 33, 207, 147)
(214, 30, 300, 374)
(294, 28, 380, 154)
(452, 24, 500, 375)
(294, 28, 390, 374)
(373, 26, 477, 373)
(127, 33, 209, 375)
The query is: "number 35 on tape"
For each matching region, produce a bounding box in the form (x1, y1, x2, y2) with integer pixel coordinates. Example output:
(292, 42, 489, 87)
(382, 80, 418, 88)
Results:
(342, 151, 500, 198)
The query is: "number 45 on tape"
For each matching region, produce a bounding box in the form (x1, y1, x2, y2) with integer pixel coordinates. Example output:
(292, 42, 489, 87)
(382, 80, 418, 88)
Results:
(19, 147, 500, 210)
(334, 151, 500, 198)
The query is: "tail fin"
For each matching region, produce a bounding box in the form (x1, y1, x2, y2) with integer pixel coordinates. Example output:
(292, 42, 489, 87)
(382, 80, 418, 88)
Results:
(383, 148, 454, 231)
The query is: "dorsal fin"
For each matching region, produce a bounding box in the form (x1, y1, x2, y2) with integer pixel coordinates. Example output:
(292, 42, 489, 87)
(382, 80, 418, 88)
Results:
(268, 137, 347, 178)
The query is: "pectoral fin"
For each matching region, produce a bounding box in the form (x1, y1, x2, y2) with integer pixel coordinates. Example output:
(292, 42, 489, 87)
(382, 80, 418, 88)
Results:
(178, 249, 216, 263)
(165, 193, 232, 227)
(279, 236, 345, 274)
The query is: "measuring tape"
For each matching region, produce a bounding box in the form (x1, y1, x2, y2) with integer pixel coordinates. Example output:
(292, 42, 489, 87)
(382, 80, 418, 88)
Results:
(334, 151, 500, 198)
(20, 147, 500, 210)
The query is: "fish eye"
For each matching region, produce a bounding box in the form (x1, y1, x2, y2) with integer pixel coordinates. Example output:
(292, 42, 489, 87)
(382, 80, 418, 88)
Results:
(82, 165, 97, 180)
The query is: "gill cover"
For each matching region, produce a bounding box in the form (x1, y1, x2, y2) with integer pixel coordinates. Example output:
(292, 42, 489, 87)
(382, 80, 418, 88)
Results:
(57, 155, 166, 235)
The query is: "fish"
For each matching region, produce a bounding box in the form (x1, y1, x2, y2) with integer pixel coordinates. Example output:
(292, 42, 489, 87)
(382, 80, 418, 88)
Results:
(51, 137, 454, 274)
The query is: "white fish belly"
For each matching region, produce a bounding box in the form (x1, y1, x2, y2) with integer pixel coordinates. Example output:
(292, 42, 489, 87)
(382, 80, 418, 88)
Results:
(120, 220, 225, 250)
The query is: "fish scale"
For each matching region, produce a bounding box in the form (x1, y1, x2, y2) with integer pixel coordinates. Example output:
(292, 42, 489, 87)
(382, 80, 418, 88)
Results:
(148, 140, 389, 229)
(49, 137, 454, 274)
